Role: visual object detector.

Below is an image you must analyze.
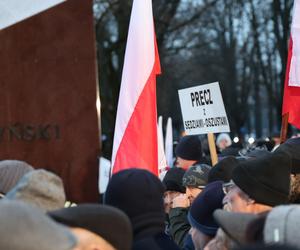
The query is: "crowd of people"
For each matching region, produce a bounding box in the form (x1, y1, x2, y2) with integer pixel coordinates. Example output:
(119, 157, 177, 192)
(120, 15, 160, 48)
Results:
(0, 133, 299, 250)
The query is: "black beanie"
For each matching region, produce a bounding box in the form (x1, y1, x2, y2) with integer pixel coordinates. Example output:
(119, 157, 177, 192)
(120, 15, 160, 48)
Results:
(48, 204, 132, 250)
(208, 156, 239, 183)
(175, 135, 203, 161)
(188, 181, 224, 237)
(162, 167, 186, 193)
(104, 169, 165, 233)
(232, 151, 291, 207)
(274, 137, 300, 174)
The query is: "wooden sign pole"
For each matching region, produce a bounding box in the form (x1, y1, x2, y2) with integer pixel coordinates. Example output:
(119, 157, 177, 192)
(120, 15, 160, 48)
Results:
(280, 113, 289, 144)
(207, 133, 218, 166)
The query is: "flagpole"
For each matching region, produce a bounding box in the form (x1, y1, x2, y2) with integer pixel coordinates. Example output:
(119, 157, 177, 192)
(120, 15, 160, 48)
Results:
(280, 113, 289, 144)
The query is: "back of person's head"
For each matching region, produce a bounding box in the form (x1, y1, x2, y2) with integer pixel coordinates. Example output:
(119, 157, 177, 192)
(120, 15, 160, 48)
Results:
(162, 167, 186, 193)
(175, 135, 203, 162)
(0, 200, 77, 250)
(0, 160, 34, 195)
(5, 169, 66, 212)
(49, 204, 132, 250)
(104, 169, 165, 234)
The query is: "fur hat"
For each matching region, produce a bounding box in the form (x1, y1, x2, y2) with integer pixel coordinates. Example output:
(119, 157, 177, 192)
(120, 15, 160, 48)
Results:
(0, 160, 34, 194)
(49, 204, 132, 250)
(232, 152, 291, 206)
(162, 167, 186, 193)
(182, 164, 211, 188)
(175, 135, 203, 162)
(6, 169, 66, 212)
(0, 200, 77, 250)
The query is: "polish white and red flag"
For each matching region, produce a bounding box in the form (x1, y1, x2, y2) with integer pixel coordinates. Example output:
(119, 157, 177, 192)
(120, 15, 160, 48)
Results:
(111, 0, 161, 175)
(282, 0, 300, 128)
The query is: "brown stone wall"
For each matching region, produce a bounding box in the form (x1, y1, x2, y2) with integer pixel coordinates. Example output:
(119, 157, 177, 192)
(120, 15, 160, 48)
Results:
(0, 0, 100, 202)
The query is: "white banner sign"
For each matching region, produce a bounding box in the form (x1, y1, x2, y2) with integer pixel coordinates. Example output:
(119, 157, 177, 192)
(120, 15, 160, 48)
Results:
(178, 82, 230, 135)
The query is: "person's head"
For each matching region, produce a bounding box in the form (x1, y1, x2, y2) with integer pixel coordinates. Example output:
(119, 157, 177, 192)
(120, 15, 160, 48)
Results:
(0, 160, 34, 196)
(5, 169, 66, 212)
(104, 169, 165, 236)
(162, 167, 186, 213)
(0, 200, 78, 250)
(224, 151, 291, 213)
(188, 181, 225, 249)
(183, 164, 211, 204)
(175, 135, 203, 169)
(222, 181, 271, 213)
(216, 133, 232, 151)
(49, 204, 132, 250)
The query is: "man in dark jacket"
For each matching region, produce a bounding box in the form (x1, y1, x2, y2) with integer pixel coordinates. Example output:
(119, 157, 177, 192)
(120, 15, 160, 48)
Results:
(169, 164, 211, 249)
(104, 168, 180, 250)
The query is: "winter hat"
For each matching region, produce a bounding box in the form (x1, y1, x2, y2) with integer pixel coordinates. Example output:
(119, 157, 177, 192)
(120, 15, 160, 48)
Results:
(188, 181, 225, 237)
(0, 160, 34, 194)
(104, 169, 165, 233)
(213, 209, 259, 244)
(216, 133, 232, 148)
(6, 169, 66, 212)
(274, 137, 300, 174)
(175, 135, 203, 161)
(0, 200, 77, 250)
(162, 167, 186, 193)
(208, 156, 239, 183)
(264, 205, 300, 248)
(232, 151, 291, 207)
(239, 147, 272, 160)
(182, 164, 211, 188)
(49, 204, 132, 250)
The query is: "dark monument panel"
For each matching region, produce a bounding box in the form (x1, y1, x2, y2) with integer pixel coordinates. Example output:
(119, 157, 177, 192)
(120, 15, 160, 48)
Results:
(0, 0, 100, 202)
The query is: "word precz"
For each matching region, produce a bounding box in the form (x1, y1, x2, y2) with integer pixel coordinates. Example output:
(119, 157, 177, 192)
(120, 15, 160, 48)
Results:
(190, 89, 213, 107)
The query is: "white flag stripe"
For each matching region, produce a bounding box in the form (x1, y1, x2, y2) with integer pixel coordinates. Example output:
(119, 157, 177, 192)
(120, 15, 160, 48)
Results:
(165, 117, 174, 167)
(289, 0, 300, 86)
(157, 116, 167, 171)
(111, 0, 155, 166)
(0, 0, 66, 30)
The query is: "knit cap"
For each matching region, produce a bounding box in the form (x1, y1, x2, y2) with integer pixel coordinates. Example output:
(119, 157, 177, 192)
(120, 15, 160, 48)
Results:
(175, 135, 203, 162)
(162, 167, 186, 193)
(182, 164, 211, 188)
(188, 181, 224, 237)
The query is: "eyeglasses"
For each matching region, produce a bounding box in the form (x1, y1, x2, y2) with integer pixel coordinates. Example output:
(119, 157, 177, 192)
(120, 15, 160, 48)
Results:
(222, 181, 236, 195)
